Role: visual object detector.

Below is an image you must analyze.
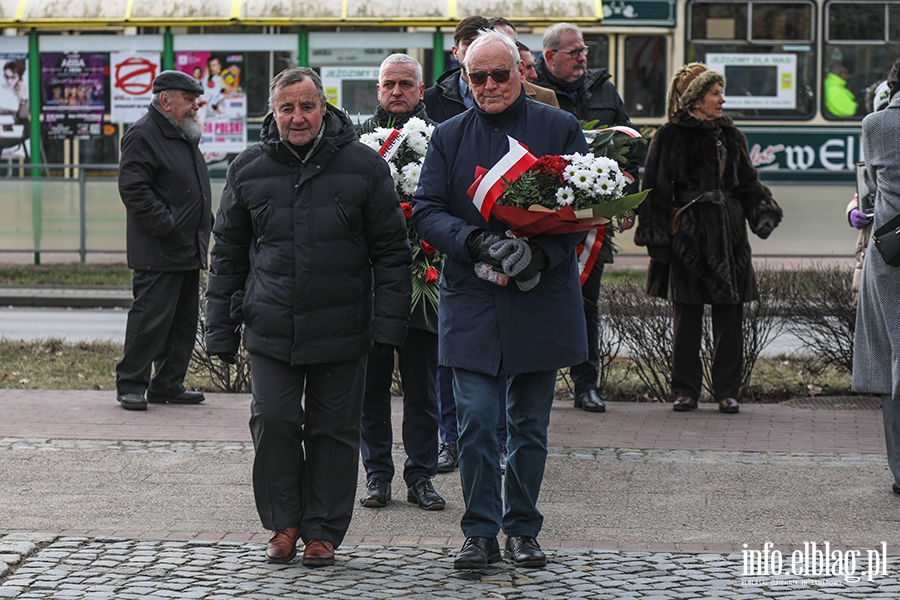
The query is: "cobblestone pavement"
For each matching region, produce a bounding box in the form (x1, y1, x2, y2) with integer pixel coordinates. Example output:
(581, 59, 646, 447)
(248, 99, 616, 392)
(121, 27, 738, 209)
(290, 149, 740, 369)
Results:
(3, 438, 900, 598)
(2, 534, 899, 600)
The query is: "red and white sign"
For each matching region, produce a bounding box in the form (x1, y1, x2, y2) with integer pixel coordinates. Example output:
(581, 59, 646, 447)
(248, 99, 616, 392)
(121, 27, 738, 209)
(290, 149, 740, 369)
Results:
(111, 52, 161, 123)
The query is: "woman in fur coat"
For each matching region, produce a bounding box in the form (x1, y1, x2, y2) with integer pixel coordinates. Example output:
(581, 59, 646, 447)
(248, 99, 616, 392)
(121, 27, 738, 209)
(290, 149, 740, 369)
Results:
(634, 63, 783, 414)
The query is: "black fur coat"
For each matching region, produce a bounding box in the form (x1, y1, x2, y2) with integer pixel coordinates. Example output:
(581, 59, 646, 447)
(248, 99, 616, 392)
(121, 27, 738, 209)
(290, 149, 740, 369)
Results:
(634, 110, 782, 305)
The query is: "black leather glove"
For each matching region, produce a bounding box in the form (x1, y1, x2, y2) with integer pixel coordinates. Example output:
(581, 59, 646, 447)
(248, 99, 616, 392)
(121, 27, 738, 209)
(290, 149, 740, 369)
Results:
(214, 352, 237, 365)
(755, 214, 778, 240)
(465, 229, 505, 267)
(372, 342, 395, 358)
(647, 245, 670, 264)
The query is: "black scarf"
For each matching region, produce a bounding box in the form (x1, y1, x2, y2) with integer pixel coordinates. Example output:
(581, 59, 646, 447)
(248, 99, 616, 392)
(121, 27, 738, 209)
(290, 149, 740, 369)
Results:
(544, 69, 586, 104)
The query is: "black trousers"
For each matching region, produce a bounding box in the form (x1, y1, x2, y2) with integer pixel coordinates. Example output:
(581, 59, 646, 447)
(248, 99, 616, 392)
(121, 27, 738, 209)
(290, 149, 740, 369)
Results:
(115, 269, 199, 396)
(249, 352, 366, 547)
(671, 302, 743, 401)
(359, 327, 439, 486)
(570, 263, 604, 394)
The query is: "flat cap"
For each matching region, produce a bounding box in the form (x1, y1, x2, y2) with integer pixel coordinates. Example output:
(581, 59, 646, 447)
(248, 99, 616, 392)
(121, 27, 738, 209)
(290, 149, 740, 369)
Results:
(152, 70, 204, 95)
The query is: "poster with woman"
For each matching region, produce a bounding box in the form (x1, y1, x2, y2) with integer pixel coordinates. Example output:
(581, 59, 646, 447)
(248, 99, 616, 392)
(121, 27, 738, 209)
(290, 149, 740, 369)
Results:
(175, 51, 246, 161)
(41, 53, 106, 140)
(0, 54, 30, 158)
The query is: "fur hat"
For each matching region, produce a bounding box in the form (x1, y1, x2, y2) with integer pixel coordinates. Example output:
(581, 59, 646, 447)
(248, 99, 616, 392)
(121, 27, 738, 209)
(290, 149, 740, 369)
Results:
(152, 70, 204, 95)
(666, 63, 726, 121)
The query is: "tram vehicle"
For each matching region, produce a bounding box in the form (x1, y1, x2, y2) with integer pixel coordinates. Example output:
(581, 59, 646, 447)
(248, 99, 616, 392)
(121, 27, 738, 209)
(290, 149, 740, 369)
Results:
(0, 0, 887, 256)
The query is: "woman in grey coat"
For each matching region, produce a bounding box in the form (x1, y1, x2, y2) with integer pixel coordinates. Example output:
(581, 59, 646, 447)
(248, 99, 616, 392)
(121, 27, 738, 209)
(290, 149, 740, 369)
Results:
(853, 60, 900, 494)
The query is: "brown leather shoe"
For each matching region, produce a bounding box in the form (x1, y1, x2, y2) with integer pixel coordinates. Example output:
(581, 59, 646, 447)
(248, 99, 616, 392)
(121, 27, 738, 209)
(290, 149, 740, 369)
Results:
(302, 539, 335, 567)
(265, 527, 300, 564)
(718, 398, 740, 414)
(673, 396, 698, 412)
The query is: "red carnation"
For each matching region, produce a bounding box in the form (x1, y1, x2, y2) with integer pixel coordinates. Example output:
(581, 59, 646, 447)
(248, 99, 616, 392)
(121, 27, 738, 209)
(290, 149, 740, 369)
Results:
(576, 244, 585, 255)
(400, 202, 413, 218)
(532, 155, 569, 182)
(425, 267, 439, 284)
(421, 241, 436, 255)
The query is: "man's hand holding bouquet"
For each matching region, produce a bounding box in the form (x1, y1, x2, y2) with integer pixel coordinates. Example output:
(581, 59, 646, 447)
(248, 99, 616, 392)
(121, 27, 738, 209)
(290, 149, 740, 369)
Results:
(466, 135, 647, 291)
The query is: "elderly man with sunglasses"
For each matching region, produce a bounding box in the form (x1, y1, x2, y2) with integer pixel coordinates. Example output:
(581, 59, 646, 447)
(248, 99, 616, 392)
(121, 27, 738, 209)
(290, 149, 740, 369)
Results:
(412, 30, 589, 570)
(534, 22, 641, 415)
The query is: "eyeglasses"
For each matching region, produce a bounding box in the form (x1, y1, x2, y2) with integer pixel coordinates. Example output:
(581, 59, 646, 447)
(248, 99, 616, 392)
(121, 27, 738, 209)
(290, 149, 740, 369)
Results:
(466, 69, 512, 85)
(549, 47, 589, 59)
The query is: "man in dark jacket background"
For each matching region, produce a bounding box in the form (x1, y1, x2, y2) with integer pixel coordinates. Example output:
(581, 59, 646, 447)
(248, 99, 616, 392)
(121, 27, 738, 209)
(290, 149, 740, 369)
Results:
(115, 70, 212, 412)
(205, 67, 412, 568)
(355, 53, 446, 513)
(533, 22, 639, 414)
(413, 31, 589, 571)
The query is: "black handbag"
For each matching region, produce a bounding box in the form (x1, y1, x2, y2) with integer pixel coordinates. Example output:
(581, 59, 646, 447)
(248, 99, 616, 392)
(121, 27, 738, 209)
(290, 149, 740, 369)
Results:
(872, 213, 900, 267)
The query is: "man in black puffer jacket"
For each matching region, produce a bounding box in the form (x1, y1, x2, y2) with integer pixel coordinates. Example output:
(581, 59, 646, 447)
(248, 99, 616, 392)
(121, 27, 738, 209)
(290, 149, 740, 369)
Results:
(205, 67, 412, 568)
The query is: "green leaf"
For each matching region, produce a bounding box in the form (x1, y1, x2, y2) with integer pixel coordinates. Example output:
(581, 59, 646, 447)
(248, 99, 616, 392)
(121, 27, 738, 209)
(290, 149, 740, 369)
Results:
(589, 190, 649, 219)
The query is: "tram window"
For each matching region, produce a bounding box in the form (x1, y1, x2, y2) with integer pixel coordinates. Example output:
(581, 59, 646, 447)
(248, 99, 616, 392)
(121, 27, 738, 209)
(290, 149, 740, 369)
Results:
(752, 3, 812, 41)
(828, 3, 884, 41)
(825, 2, 900, 120)
(584, 35, 610, 71)
(892, 4, 900, 41)
(623, 36, 667, 118)
(690, 2, 748, 40)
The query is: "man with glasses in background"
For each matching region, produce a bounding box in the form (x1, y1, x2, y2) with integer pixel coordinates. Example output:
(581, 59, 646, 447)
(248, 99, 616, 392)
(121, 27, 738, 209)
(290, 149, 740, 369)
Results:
(533, 22, 640, 415)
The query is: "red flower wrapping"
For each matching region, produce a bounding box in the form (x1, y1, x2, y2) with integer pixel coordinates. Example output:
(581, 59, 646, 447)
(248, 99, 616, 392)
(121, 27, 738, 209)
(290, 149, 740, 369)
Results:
(425, 267, 439, 284)
(421, 241, 436, 255)
(400, 202, 413, 218)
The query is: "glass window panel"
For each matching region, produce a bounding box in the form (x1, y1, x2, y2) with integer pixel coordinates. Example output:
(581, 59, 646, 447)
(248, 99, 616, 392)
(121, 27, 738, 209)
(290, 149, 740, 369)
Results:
(828, 2, 885, 41)
(690, 2, 748, 41)
(823, 42, 900, 118)
(685, 43, 816, 119)
(890, 3, 900, 41)
(623, 35, 667, 118)
(584, 34, 610, 71)
(751, 2, 812, 41)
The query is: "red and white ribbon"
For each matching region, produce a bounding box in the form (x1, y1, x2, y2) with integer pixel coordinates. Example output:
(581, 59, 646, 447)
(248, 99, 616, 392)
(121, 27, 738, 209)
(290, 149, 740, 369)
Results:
(467, 136, 537, 222)
(377, 129, 408, 160)
(577, 226, 606, 285)
(593, 125, 642, 139)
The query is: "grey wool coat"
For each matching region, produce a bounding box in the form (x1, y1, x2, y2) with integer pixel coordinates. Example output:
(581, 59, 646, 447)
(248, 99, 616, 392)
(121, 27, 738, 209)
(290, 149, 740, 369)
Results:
(853, 93, 900, 398)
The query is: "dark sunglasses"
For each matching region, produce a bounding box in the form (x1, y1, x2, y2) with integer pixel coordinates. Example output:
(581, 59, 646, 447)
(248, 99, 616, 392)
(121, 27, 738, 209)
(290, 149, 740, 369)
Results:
(549, 47, 589, 59)
(467, 69, 512, 85)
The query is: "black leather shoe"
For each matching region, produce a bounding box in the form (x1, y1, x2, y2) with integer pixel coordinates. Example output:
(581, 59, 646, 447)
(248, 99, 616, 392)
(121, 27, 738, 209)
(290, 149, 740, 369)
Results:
(573, 389, 606, 413)
(498, 444, 508, 475)
(360, 477, 391, 508)
(504, 535, 547, 568)
(146, 390, 206, 404)
(453, 536, 501, 570)
(407, 476, 445, 510)
(892, 483, 899, 494)
(117, 393, 147, 411)
(437, 442, 458, 473)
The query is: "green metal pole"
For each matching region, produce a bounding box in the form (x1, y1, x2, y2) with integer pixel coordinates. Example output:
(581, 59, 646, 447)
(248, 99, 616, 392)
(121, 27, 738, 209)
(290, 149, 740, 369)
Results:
(299, 26, 309, 67)
(28, 28, 41, 265)
(432, 28, 444, 86)
(163, 27, 174, 70)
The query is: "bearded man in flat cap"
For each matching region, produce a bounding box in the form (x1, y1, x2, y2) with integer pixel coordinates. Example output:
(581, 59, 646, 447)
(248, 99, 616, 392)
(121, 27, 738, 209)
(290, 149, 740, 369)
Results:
(115, 70, 213, 411)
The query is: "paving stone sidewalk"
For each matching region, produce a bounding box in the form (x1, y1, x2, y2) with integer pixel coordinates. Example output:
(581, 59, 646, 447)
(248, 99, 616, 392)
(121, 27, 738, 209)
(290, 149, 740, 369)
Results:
(1, 390, 898, 599)
(2, 534, 900, 599)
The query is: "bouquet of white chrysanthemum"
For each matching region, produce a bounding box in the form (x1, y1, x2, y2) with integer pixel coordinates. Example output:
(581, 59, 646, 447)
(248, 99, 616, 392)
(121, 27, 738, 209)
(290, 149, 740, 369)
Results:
(359, 116, 435, 202)
(359, 116, 441, 317)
